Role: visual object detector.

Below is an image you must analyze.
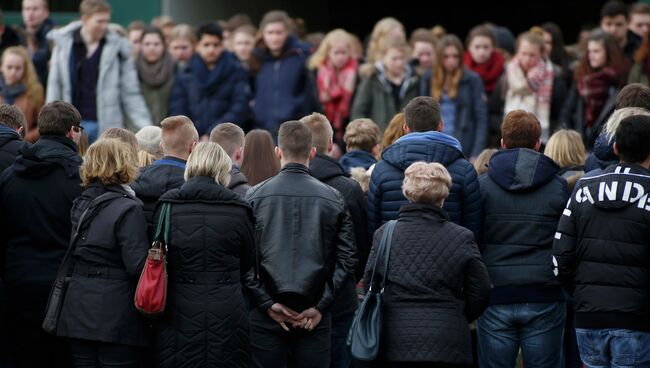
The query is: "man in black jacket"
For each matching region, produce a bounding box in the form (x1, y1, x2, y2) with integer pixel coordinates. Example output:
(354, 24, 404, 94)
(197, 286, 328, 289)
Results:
(301, 112, 366, 368)
(209, 122, 251, 197)
(132, 115, 198, 226)
(0, 105, 28, 173)
(245, 121, 357, 368)
(0, 101, 83, 368)
(554, 115, 650, 367)
(477, 110, 569, 368)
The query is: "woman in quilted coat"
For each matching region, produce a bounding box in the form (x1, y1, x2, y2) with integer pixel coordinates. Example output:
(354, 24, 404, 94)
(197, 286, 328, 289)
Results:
(154, 142, 257, 367)
(364, 162, 491, 367)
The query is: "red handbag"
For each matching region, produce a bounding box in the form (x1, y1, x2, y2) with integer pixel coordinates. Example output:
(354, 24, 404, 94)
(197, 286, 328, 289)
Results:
(134, 202, 170, 316)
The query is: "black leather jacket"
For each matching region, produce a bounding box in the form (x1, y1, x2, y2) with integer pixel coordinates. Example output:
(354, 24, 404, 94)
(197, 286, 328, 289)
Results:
(244, 163, 357, 313)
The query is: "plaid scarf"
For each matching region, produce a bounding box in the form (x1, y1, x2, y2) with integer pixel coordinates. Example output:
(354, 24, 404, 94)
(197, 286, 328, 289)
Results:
(577, 67, 616, 128)
(317, 57, 358, 140)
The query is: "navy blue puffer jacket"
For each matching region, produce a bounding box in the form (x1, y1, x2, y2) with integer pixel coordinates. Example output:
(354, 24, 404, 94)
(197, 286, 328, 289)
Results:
(367, 131, 481, 238)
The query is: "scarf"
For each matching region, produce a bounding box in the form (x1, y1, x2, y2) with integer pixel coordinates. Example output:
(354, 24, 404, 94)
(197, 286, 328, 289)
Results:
(0, 75, 26, 105)
(504, 56, 554, 141)
(463, 49, 505, 94)
(317, 57, 358, 140)
(136, 52, 175, 88)
(577, 67, 616, 128)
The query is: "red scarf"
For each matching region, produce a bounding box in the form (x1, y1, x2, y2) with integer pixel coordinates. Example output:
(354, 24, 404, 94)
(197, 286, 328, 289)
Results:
(463, 50, 505, 94)
(316, 57, 358, 140)
(577, 67, 616, 127)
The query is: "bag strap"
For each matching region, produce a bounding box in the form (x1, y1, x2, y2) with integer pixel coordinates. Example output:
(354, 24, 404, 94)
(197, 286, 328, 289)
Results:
(153, 202, 171, 245)
(368, 220, 397, 293)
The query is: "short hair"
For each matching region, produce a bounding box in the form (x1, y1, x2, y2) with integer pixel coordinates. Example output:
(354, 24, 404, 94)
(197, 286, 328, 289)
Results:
(300, 113, 332, 155)
(409, 28, 436, 47)
(140, 27, 165, 44)
(136, 126, 163, 167)
(402, 162, 452, 205)
(127, 20, 146, 34)
(160, 116, 199, 156)
(616, 83, 650, 110)
(259, 10, 291, 31)
(209, 123, 244, 158)
(615, 115, 650, 163)
(501, 110, 542, 149)
(344, 119, 382, 152)
(278, 120, 313, 161)
(170, 24, 196, 44)
(99, 128, 139, 161)
(601, 0, 629, 20)
(184, 142, 232, 185)
(604, 106, 650, 140)
(80, 138, 138, 187)
(466, 25, 497, 48)
(0, 104, 27, 132)
(151, 15, 175, 29)
(196, 22, 223, 42)
(233, 24, 257, 38)
(544, 129, 587, 168)
(404, 96, 442, 132)
(630, 2, 650, 15)
(38, 101, 81, 136)
(79, 0, 111, 16)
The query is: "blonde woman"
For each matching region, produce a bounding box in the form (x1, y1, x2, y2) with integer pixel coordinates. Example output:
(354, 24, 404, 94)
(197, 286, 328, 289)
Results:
(545, 129, 587, 189)
(56, 138, 149, 367)
(0, 46, 45, 142)
(154, 142, 255, 367)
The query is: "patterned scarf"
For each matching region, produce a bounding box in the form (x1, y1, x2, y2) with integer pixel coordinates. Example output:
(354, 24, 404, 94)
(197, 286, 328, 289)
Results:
(316, 57, 358, 140)
(577, 67, 616, 128)
(463, 50, 505, 94)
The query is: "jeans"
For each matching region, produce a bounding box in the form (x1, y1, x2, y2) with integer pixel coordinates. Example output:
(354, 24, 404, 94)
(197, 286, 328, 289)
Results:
(575, 328, 650, 367)
(69, 338, 141, 368)
(330, 312, 354, 368)
(82, 120, 99, 143)
(250, 308, 331, 368)
(477, 302, 566, 368)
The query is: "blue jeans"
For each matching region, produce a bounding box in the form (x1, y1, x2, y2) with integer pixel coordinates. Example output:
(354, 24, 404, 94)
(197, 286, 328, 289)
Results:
(477, 302, 566, 368)
(576, 328, 650, 367)
(82, 120, 99, 143)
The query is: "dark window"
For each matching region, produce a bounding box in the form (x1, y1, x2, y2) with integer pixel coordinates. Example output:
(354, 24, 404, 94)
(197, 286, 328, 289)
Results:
(3, 0, 80, 12)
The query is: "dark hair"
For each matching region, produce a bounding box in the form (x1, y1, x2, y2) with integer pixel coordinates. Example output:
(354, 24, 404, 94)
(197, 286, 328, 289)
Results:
(541, 22, 570, 78)
(140, 27, 165, 44)
(601, 0, 629, 20)
(574, 30, 628, 86)
(241, 129, 280, 186)
(278, 120, 312, 160)
(465, 25, 496, 48)
(615, 115, 650, 163)
(38, 101, 81, 136)
(0, 104, 27, 132)
(196, 22, 223, 42)
(630, 2, 650, 15)
(501, 110, 542, 149)
(409, 28, 436, 47)
(404, 97, 441, 132)
(616, 83, 650, 109)
(127, 20, 146, 33)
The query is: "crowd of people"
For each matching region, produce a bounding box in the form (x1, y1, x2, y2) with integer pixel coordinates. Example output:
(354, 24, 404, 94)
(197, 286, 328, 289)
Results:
(1, 0, 650, 367)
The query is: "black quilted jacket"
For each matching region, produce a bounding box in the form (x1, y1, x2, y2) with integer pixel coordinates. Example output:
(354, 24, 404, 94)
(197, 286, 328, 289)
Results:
(364, 204, 491, 364)
(154, 176, 255, 367)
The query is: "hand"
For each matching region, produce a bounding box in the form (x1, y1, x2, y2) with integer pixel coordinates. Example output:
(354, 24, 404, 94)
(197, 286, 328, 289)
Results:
(294, 307, 322, 331)
(267, 303, 299, 331)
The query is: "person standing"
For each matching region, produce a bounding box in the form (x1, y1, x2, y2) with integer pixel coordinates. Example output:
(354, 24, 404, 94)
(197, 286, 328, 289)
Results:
(209, 122, 251, 197)
(17, 0, 54, 86)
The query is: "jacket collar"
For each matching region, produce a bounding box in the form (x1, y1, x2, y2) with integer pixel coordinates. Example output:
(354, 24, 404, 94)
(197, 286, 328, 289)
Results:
(398, 203, 449, 222)
(280, 162, 311, 175)
(309, 154, 346, 181)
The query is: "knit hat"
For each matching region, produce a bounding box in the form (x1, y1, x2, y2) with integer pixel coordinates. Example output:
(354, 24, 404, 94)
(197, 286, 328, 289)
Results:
(493, 26, 516, 55)
(135, 125, 163, 156)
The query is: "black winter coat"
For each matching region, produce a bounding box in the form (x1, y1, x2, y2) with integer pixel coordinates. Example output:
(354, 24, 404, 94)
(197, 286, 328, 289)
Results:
(310, 154, 367, 317)
(559, 85, 617, 149)
(554, 163, 650, 331)
(0, 124, 23, 173)
(57, 183, 149, 347)
(228, 164, 251, 197)
(364, 204, 490, 364)
(155, 176, 254, 367)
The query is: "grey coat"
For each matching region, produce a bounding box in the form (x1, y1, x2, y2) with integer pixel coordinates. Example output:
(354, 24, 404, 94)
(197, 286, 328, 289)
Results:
(46, 21, 151, 132)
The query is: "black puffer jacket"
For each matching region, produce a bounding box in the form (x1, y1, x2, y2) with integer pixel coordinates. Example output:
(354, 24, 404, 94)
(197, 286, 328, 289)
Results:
(245, 163, 357, 312)
(155, 176, 254, 367)
(554, 163, 650, 331)
(0, 124, 23, 173)
(364, 204, 491, 364)
(57, 183, 149, 347)
(310, 154, 367, 317)
(131, 156, 186, 226)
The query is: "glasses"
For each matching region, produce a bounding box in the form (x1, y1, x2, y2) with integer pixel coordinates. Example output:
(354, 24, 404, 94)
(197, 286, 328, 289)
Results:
(72, 125, 85, 133)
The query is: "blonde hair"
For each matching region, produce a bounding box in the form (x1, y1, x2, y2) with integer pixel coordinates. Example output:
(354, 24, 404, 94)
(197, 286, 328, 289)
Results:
(344, 118, 381, 152)
(1, 46, 44, 109)
(473, 148, 498, 175)
(184, 142, 232, 186)
(308, 29, 353, 70)
(381, 113, 407, 150)
(160, 115, 199, 156)
(79, 0, 111, 16)
(604, 107, 650, 142)
(100, 128, 138, 161)
(170, 24, 196, 44)
(300, 112, 332, 154)
(366, 17, 406, 64)
(351, 166, 373, 193)
(136, 126, 163, 167)
(431, 34, 464, 100)
(80, 138, 138, 187)
(402, 162, 452, 205)
(544, 129, 587, 168)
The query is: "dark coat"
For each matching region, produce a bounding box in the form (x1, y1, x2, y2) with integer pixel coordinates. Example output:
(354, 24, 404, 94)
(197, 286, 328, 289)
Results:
(339, 150, 376, 176)
(170, 53, 251, 136)
(252, 36, 319, 135)
(420, 67, 489, 157)
(479, 148, 569, 305)
(228, 164, 251, 197)
(309, 154, 367, 317)
(554, 163, 650, 331)
(57, 184, 149, 347)
(155, 176, 254, 367)
(17, 19, 55, 85)
(365, 204, 490, 364)
(0, 124, 23, 173)
(559, 85, 618, 148)
(368, 131, 481, 239)
(584, 132, 618, 174)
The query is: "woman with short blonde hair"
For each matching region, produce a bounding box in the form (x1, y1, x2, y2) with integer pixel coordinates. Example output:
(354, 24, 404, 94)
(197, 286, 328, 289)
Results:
(80, 138, 138, 186)
(402, 161, 452, 205)
(184, 142, 232, 185)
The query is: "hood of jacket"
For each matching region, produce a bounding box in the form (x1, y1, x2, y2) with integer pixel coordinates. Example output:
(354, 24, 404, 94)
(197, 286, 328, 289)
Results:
(309, 154, 346, 182)
(487, 148, 560, 192)
(339, 150, 376, 172)
(593, 131, 618, 167)
(580, 163, 650, 211)
(0, 124, 22, 147)
(12, 135, 81, 178)
(382, 131, 464, 170)
(254, 35, 311, 63)
(131, 156, 186, 200)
